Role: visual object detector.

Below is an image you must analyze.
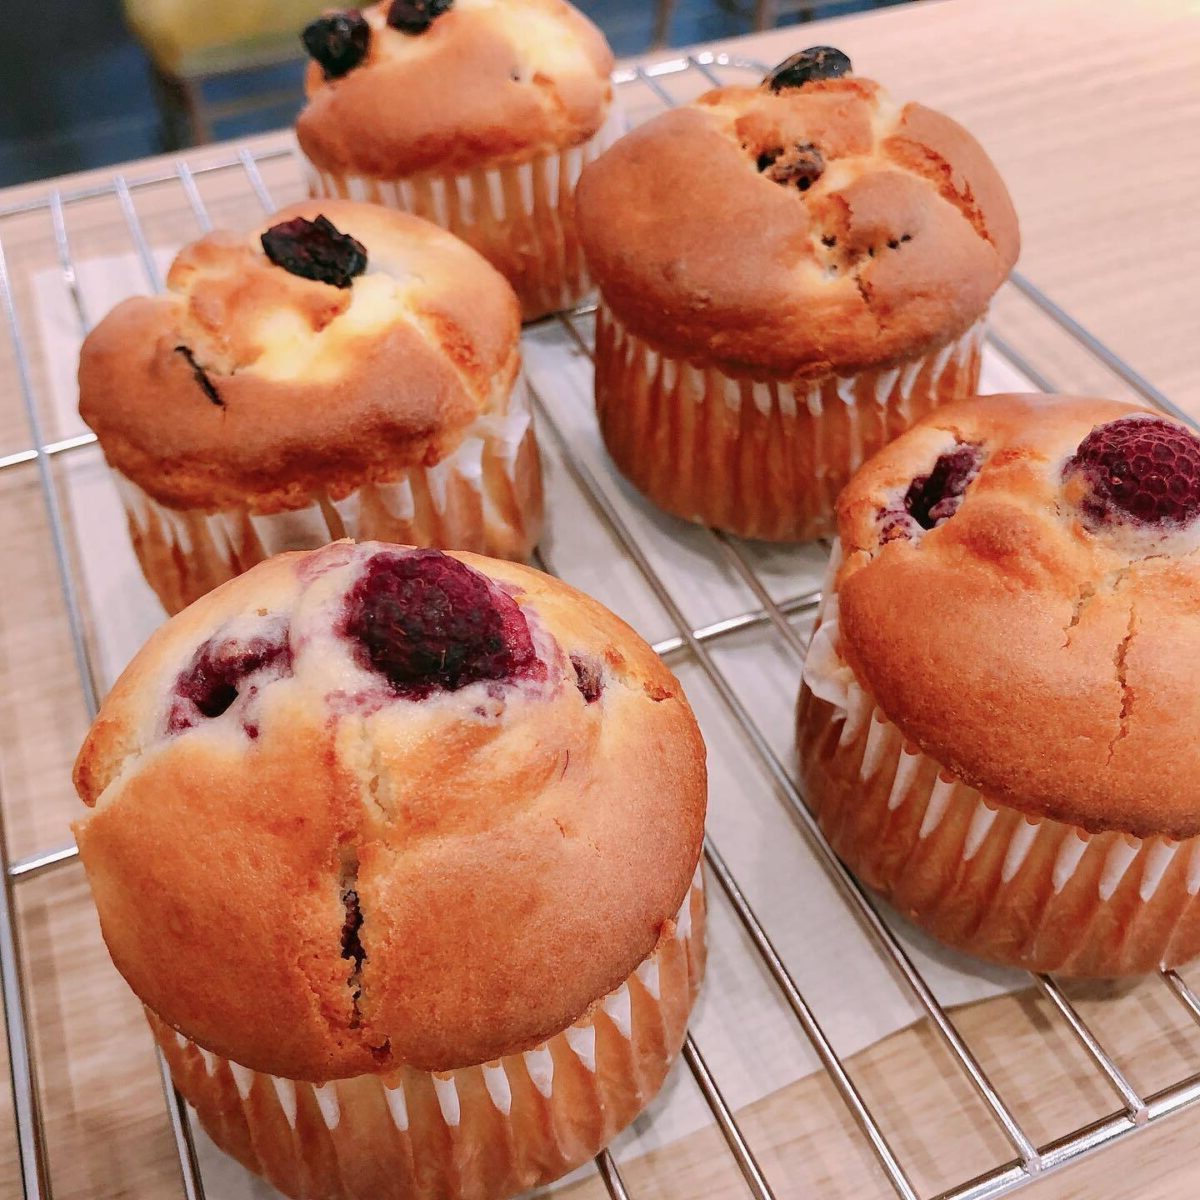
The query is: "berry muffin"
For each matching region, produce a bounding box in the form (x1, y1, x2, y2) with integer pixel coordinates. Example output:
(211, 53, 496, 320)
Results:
(78, 200, 542, 615)
(74, 541, 707, 1200)
(297, 0, 618, 321)
(799, 394, 1200, 975)
(577, 47, 1019, 542)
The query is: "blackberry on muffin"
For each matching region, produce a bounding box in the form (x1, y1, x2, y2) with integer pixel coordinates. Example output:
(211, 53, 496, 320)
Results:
(74, 541, 707, 1200)
(576, 48, 1019, 542)
(799, 394, 1200, 975)
(78, 200, 542, 614)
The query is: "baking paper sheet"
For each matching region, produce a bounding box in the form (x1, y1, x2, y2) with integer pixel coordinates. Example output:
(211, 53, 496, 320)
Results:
(34, 256, 1037, 1193)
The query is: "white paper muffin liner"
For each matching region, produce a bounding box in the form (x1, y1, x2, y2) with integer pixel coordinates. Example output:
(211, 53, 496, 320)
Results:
(304, 105, 625, 322)
(798, 568, 1200, 975)
(593, 303, 987, 542)
(149, 867, 706, 1200)
(115, 377, 543, 615)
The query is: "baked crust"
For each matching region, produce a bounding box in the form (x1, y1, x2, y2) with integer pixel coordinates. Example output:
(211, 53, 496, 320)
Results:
(78, 200, 521, 512)
(832, 393, 1200, 840)
(576, 76, 1018, 378)
(296, 0, 615, 178)
(73, 543, 708, 1081)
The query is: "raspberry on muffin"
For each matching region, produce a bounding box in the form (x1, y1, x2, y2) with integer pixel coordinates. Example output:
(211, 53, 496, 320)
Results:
(167, 628, 291, 733)
(342, 548, 543, 698)
(1063, 413, 1200, 528)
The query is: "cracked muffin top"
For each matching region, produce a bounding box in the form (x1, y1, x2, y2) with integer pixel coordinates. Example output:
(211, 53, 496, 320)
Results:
(295, 0, 614, 178)
(576, 47, 1019, 380)
(827, 393, 1200, 840)
(78, 200, 520, 513)
(73, 542, 706, 1081)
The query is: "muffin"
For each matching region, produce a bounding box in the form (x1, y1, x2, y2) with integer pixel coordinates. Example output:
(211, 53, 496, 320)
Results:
(78, 200, 542, 615)
(73, 541, 708, 1199)
(798, 393, 1200, 975)
(576, 46, 1019, 542)
(296, 0, 618, 321)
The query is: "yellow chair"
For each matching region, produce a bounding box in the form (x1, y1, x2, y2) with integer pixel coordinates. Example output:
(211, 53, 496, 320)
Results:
(123, 0, 328, 146)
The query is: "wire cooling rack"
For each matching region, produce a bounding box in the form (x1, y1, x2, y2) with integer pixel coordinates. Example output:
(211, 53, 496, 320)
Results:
(2, 51, 1200, 1200)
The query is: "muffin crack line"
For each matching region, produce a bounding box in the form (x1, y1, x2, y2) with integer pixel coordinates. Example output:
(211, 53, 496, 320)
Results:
(1061, 565, 1134, 647)
(883, 137, 995, 249)
(852, 268, 884, 332)
(173, 344, 224, 407)
(1063, 580, 1096, 646)
(339, 849, 367, 1028)
(1108, 599, 1138, 765)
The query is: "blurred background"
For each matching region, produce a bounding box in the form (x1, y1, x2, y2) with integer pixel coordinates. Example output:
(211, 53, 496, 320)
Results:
(0, 0, 906, 187)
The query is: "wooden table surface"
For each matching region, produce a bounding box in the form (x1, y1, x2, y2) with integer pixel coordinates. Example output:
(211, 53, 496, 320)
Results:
(1, 1, 1200, 1198)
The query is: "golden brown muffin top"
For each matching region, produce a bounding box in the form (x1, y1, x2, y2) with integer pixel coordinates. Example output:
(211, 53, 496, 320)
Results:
(78, 200, 521, 513)
(577, 48, 1019, 380)
(830, 393, 1200, 840)
(74, 542, 707, 1081)
(296, 0, 614, 178)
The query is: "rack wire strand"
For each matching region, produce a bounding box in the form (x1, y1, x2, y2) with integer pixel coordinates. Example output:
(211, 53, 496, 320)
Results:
(681, 1036, 780, 1200)
(0, 782, 51, 1199)
(0, 222, 100, 722)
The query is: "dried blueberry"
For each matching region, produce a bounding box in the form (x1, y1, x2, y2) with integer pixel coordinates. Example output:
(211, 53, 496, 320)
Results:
(343, 550, 540, 699)
(1064, 415, 1200, 527)
(765, 46, 853, 92)
(261, 215, 367, 289)
(168, 633, 291, 733)
(302, 11, 370, 79)
(387, 0, 453, 34)
(758, 142, 825, 191)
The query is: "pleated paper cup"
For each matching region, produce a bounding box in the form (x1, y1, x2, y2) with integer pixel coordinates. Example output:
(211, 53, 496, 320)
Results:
(304, 106, 624, 323)
(149, 868, 705, 1200)
(594, 303, 987, 543)
(115, 379, 543, 616)
(797, 585, 1200, 976)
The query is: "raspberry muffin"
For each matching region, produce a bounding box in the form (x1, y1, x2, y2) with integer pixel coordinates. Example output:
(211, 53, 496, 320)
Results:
(297, 0, 618, 320)
(78, 200, 542, 615)
(74, 541, 707, 1200)
(799, 394, 1200, 975)
(577, 46, 1019, 542)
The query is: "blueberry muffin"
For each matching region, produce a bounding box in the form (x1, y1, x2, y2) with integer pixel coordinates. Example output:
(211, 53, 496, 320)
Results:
(74, 541, 707, 1200)
(577, 47, 1019, 542)
(799, 394, 1200, 975)
(78, 200, 541, 614)
(297, 0, 617, 320)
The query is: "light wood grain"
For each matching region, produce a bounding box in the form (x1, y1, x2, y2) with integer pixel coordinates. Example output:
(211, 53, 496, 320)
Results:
(2, 2, 1200, 1198)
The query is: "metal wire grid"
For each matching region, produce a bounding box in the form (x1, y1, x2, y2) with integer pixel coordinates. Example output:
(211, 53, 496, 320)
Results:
(0, 48, 1198, 1200)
